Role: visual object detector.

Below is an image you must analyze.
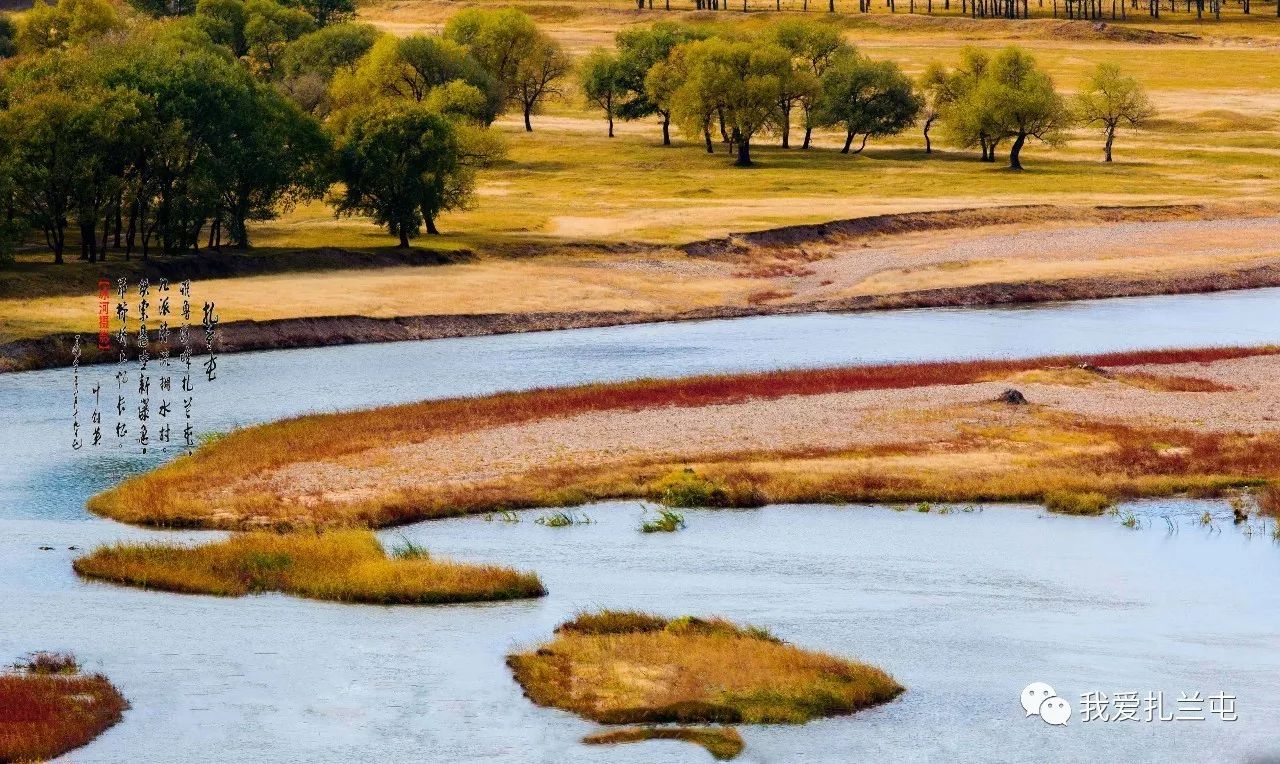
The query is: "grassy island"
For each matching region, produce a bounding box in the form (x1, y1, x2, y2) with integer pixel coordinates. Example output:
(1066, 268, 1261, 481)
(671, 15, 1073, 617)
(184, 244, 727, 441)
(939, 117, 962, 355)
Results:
(508, 610, 902, 727)
(87, 346, 1280, 530)
(73, 530, 546, 605)
(0, 653, 128, 763)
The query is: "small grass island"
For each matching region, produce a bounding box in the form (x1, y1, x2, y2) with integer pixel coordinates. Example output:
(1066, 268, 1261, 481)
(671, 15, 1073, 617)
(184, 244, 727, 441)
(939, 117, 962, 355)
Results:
(0, 653, 128, 763)
(508, 610, 902, 759)
(73, 530, 546, 605)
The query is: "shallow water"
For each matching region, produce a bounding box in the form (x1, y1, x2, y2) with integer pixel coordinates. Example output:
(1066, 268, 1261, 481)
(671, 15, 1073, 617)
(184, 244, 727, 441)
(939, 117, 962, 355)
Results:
(3, 288, 1280, 762)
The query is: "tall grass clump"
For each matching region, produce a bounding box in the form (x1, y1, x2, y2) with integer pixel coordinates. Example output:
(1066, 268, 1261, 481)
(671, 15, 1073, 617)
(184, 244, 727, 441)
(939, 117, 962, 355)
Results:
(641, 509, 686, 533)
(1043, 490, 1116, 516)
(73, 530, 545, 605)
(508, 610, 902, 726)
(0, 654, 128, 762)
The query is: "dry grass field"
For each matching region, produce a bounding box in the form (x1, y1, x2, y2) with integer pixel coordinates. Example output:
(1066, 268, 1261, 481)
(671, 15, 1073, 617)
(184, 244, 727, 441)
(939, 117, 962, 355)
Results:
(86, 345, 1280, 529)
(3, 1, 1280, 349)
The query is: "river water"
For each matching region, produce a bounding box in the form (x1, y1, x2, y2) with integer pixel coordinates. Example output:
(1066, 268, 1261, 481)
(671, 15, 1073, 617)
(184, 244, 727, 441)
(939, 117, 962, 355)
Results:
(3, 288, 1280, 763)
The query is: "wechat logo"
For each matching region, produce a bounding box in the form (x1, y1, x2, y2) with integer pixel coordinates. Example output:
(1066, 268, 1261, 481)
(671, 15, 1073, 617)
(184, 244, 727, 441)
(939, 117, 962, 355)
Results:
(1022, 682, 1070, 726)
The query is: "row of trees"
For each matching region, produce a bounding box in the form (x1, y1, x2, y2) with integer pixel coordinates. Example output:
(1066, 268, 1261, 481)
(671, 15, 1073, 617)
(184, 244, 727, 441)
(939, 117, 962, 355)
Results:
(579, 19, 1153, 169)
(635, 0, 1280, 20)
(0, 0, 579, 259)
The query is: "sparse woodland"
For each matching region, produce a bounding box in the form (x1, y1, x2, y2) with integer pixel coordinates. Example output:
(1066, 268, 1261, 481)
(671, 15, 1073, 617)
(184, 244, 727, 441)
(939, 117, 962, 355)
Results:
(0, 0, 1157, 254)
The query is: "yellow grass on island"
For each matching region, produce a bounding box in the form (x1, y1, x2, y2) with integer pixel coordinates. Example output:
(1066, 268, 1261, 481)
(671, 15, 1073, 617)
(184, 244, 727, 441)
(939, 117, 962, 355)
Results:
(507, 610, 902, 732)
(72, 530, 546, 605)
(583, 726, 745, 761)
(86, 346, 1280, 530)
(0, 653, 128, 764)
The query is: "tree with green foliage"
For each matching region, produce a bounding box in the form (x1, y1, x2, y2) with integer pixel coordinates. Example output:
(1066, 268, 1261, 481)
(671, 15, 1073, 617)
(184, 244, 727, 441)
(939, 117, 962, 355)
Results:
(936, 47, 1005, 162)
(671, 38, 789, 166)
(767, 18, 855, 149)
(0, 15, 19, 58)
(964, 47, 1072, 170)
(244, 0, 316, 77)
(17, 0, 120, 54)
(580, 48, 626, 137)
(338, 34, 499, 122)
(195, 0, 248, 56)
(1075, 63, 1153, 163)
(443, 8, 567, 131)
(219, 82, 330, 247)
(511, 33, 569, 132)
(294, 0, 355, 27)
(614, 21, 702, 145)
(278, 21, 379, 114)
(336, 106, 497, 244)
(817, 54, 921, 154)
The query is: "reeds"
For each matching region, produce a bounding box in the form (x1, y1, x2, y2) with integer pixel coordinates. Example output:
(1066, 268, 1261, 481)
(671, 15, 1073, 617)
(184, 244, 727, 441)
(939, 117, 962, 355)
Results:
(641, 509, 686, 533)
(0, 654, 128, 763)
(508, 610, 902, 726)
(73, 530, 545, 605)
(1043, 491, 1116, 516)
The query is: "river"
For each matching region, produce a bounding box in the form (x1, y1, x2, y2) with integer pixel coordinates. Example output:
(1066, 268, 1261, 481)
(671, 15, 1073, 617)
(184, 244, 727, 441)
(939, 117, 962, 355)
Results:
(3, 287, 1280, 762)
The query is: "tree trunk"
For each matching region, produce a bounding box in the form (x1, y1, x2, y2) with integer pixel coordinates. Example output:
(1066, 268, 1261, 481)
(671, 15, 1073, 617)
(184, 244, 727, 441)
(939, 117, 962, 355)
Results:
(607, 113, 615, 138)
(523, 105, 533, 132)
(1103, 124, 1115, 162)
(399, 228, 410, 248)
(924, 118, 934, 153)
(780, 107, 791, 148)
(851, 134, 870, 154)
(426, 215, 440, 235)
(802, 126, 813, 149)
(1009, 132, 1027, 170)
(841, 130, 855, 153)
(735, 136, 752, 166)
(703, 127, 714, 153)
(662, 114, 671, 146)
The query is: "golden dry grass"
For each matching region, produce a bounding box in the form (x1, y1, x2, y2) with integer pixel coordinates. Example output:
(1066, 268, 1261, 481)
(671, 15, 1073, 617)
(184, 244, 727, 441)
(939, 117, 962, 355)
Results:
(72, 530, 546, 604)
(582, 726, 745, 760)
(508, 611, 903, 725)
(0, 656, 128, 764)
(85, 346, 1280, 530)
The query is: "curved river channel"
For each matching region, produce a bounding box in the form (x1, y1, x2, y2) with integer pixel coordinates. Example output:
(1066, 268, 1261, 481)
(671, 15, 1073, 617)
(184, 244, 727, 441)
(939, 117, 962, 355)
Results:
(4, 288, 1280, 762)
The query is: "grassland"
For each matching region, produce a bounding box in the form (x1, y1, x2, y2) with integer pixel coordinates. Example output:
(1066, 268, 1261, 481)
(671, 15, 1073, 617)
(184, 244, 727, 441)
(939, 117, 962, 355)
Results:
(3, 1, 1280, 361)
(508, 610, 903, 726)
(72, 530, 546, 604)
(0, 653, 128, 763)
(85, 345, 1280, 529)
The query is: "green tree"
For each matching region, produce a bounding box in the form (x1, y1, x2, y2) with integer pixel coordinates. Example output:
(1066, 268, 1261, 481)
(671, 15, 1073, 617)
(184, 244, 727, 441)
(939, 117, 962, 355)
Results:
(0, 15, 19, 58)
(244, 0, 316, 78)
(580, 48, 626, 137)
(333, 34, 500, 124)
(444, 8, 567, 131)
(294, 0, 355, 27)
(195, 0, 248, 56)
(18, 0, 121, 54)
(817, 54, 921, 154)
(280, 22, 379, 80)
(336, 106, 494, 244)
(767, 18, 854, 149)
(614, 21, 702, 145)
(511, 33, 568, 132)
(672, 38, 788, 166)
(975, 47, 1072, 170)
(1075, 63, 1154, 163)
(219, 82, 330, 247)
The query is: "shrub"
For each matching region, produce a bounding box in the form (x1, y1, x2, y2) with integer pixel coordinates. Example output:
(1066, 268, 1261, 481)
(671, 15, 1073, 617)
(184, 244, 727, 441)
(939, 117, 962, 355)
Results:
(654, 468, 729, 508)
(641, 509, 686, 533)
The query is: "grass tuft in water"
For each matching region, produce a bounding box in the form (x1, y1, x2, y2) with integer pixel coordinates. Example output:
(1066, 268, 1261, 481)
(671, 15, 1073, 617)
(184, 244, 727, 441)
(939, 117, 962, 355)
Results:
(535, 510, 592, 527)
(641, 509, 686, 533)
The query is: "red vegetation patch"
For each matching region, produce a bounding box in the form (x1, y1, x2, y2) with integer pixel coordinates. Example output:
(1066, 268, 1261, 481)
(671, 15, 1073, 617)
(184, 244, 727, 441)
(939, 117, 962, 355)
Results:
(0, 658, 127, 763)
